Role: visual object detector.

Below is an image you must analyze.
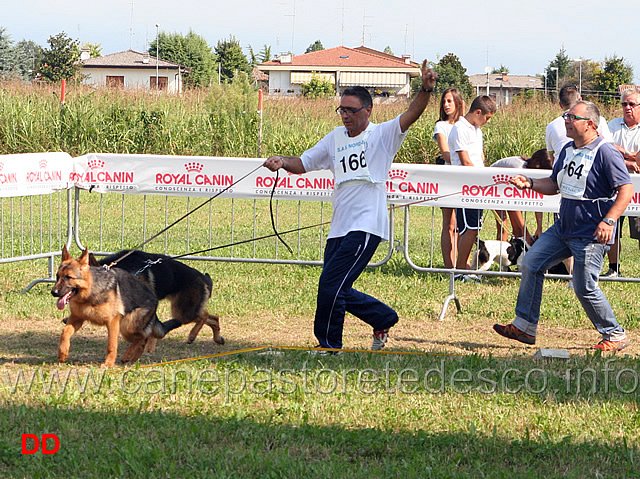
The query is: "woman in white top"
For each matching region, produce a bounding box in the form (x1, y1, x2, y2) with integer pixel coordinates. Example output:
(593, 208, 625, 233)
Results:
(433, 87, 465, 268)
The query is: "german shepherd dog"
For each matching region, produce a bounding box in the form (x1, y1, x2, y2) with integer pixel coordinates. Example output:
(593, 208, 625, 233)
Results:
(91, 250, 225, 345)
(52, 246, 182, 367)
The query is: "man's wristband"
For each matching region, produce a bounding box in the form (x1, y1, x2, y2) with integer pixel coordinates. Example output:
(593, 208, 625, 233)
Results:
(420, 86, 434, 93)
(527, 177, 534, 190)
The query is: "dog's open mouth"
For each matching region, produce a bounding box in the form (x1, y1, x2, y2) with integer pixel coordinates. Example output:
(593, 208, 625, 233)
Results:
(56, 290, 76, 310)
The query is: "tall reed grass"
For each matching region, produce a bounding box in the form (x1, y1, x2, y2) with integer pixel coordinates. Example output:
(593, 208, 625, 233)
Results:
(0, 80, 622, 162)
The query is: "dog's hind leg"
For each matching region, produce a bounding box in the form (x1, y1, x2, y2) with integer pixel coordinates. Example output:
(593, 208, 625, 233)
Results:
(206, 314, 225, 345)
(186, 314, 209, 344)
(120, 339, 147, 364)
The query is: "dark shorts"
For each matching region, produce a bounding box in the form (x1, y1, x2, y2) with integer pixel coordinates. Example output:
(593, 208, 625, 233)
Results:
(456, 208, 484, 236)
(614, 216, 640, 240)
(630, 216, 640, 240)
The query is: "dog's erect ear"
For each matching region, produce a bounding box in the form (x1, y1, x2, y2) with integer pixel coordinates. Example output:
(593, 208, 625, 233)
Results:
(79, 249, 90, 265)
(62, 244, 71, 261)
(88, 253, 100, 267)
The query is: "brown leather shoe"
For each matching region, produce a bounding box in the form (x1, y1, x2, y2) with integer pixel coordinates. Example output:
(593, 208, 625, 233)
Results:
(493, 323, 536, 345)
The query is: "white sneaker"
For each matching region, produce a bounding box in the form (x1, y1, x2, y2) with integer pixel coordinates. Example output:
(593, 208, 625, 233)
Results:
(307, 345, 342, 356)
(372, 329, 389, 350)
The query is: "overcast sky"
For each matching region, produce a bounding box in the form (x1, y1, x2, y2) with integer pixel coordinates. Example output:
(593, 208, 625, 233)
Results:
(3, 0, 638, 82)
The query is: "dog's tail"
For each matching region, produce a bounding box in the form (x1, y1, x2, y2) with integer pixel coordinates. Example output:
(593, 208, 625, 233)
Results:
(150, 316, 183, 338)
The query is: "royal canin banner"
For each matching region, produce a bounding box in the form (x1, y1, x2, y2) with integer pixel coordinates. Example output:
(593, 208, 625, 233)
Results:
(4, 153, 640, 216)
(73, 153, 640, 216)
(0, 152, 73, 198)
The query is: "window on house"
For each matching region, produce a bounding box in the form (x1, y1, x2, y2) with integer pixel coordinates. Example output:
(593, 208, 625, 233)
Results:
(150, 76, 168, 90)
(106, 76, 125, 88)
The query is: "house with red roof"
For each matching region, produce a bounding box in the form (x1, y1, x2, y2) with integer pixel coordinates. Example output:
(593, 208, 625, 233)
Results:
(258, 46, 421, 97)
(78, 49, 190, 93)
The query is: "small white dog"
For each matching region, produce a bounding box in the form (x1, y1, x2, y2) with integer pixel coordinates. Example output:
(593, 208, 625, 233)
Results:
(471, 238, 527, 272)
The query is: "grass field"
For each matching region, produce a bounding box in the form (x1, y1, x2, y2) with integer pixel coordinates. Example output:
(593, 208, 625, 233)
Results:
(1, 83, 639, 478)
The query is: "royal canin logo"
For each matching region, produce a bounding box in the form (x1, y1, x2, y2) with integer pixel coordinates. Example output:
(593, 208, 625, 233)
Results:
(492, 174, 512, 184)
(388, 169, 408, 180)
(185, 162, 204, 173)
(39, 159, 48, 169)
(88, 159, 105, 170)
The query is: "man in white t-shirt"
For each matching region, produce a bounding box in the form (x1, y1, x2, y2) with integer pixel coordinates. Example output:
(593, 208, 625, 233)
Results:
(448, 95, 497, 281)
(263, 61, 437, 352)
(603, 87, 640, 276)
(546, 85, 614, 163)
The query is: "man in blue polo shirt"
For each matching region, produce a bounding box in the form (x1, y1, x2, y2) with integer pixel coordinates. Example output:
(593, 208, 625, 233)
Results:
(493, 101, 634, 352)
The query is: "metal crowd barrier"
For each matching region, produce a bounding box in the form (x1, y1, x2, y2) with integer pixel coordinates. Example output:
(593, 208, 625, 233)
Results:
(18, 188, 396, 291)
(4, 157, 638, 320)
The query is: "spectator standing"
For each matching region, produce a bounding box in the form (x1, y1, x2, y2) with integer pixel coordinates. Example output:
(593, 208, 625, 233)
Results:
(603, 87, 640, 277)
(448, 95, 497, 281)
(433, 87, 465, 268)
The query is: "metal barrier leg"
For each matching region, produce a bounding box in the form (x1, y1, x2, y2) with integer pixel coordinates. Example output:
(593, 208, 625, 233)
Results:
(21, 254, 57, 293)
(438, 271, 461, 321)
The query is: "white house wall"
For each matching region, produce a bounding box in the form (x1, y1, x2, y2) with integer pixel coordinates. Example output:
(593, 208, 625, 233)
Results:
(81, 67, 182, 93)
(268, 71, 295, 94)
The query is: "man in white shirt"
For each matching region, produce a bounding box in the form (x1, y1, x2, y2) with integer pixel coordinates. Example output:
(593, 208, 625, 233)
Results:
(263, 61, 437, 352)
(448, 95, 497, 281)
(546, 85, 614, 163)
(604, 87, 640, 276)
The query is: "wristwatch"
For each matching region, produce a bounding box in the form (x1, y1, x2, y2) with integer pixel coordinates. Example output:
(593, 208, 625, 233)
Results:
(602, 218, 615, 226)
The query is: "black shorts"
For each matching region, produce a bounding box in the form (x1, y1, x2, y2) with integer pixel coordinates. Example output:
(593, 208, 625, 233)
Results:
(456, 208, 484, 236)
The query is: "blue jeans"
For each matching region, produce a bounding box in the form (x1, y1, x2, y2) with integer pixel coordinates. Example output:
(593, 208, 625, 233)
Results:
(314, 231, 398, 349)
(512, 223, 626, 341)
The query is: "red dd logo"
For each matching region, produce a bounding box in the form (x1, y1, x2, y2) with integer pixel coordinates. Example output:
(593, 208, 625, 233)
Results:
(21, 433, 60, 454)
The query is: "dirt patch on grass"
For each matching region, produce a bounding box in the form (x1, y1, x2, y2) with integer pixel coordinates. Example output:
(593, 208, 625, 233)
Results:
(0, 308, 635, 370)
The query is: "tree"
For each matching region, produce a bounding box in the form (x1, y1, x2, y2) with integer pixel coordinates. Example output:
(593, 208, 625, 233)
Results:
(430, 53, 472, 97)
(258, 44, 272, 63)
(37, 32, 80, 82)
(305, 40, 324, 53)
(301, 74, 334, 98)
(215, 35, 251, 83)
(0, 27, 19, 80)
(491, 65, 510, 74)
(593, 55, 634, 104)
(545, 47, 572, 91)
(383, 46, 394, 56)
(150, 30, 217, 88)
(565, 59, 601, 94)
(82, 42, 102, 57)
(14, 39, 42, 80)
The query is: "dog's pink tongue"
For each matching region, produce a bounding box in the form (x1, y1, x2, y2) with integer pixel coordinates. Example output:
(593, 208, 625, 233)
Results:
(56, 291, 73, 310)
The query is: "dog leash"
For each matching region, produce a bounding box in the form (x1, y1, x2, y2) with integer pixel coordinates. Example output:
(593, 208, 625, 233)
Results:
(102, 178, 502, 267)
(156, 182, 503, 261)
(103, 163, 266, 269)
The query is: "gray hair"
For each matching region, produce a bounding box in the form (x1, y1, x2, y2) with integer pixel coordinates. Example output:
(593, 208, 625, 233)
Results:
(575, 101, 600, 128)
(621, 88, 640, 101)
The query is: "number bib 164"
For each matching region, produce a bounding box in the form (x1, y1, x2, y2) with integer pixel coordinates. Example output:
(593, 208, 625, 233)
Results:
(558, 142, 603, 200)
